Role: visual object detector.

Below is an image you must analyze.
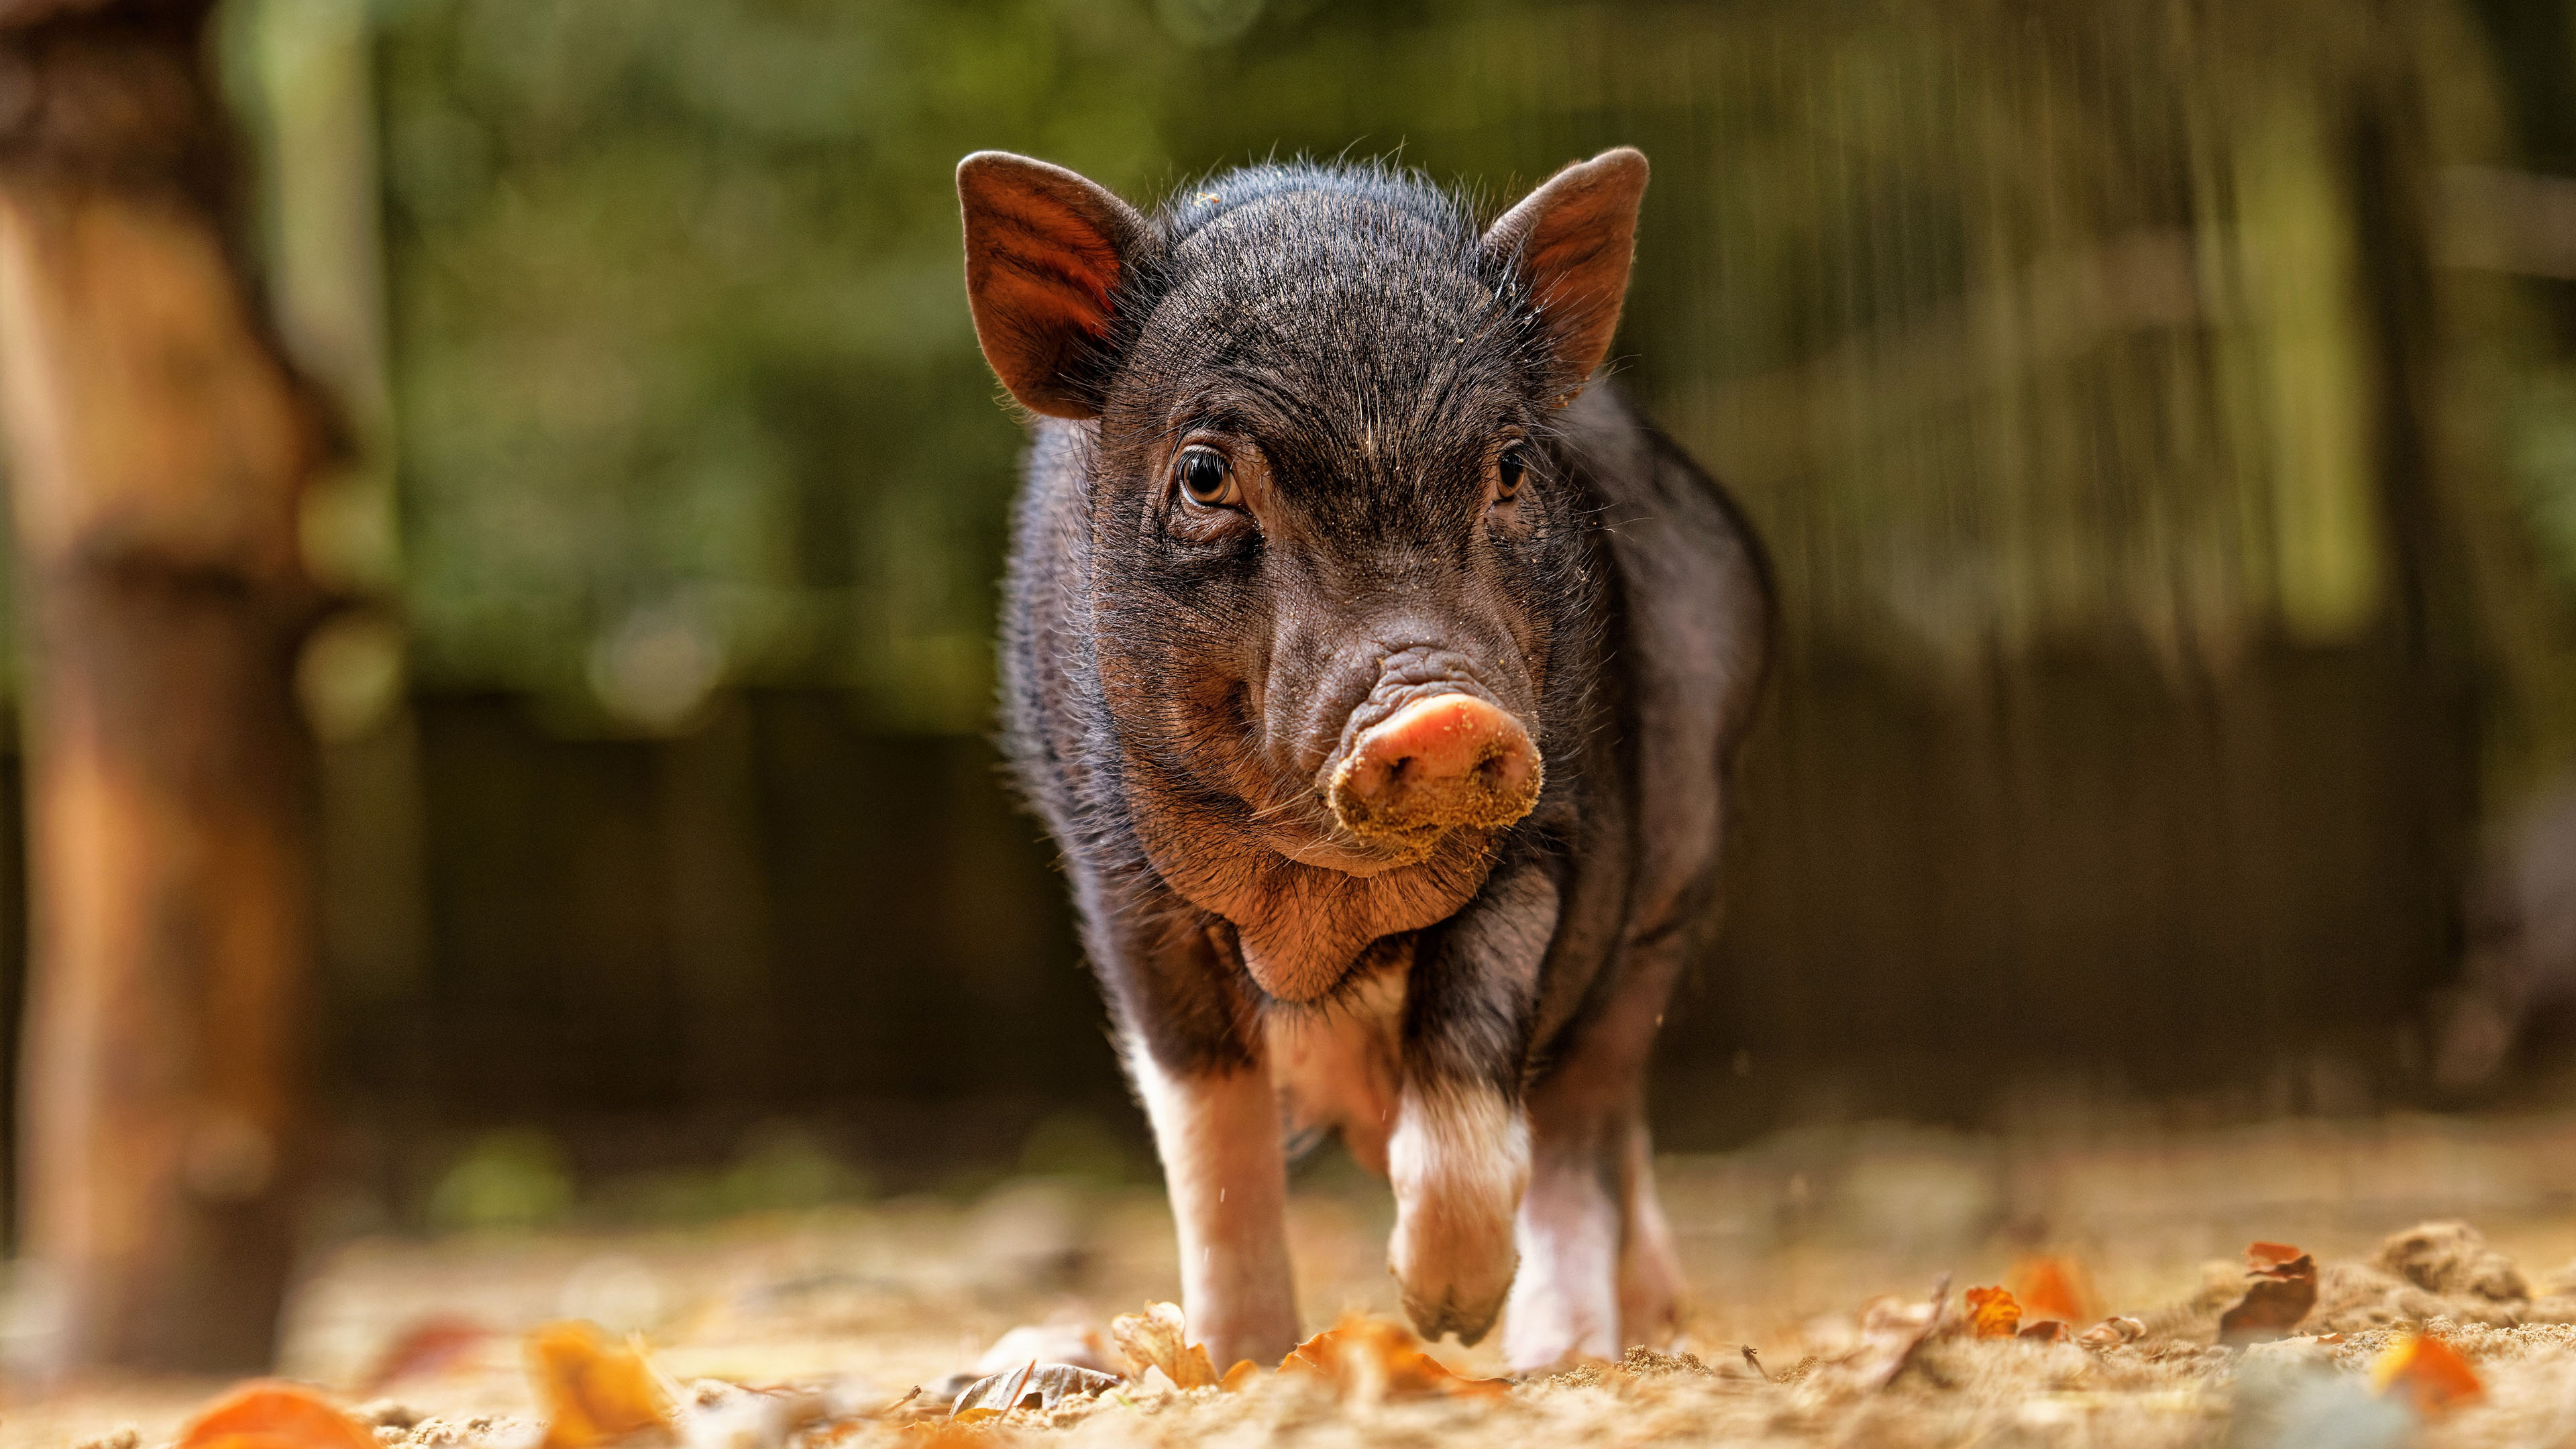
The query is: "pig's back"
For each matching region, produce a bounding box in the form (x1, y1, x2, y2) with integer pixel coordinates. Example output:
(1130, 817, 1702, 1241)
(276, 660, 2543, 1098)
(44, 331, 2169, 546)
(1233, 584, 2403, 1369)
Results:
(1559, 384, 1772, 951)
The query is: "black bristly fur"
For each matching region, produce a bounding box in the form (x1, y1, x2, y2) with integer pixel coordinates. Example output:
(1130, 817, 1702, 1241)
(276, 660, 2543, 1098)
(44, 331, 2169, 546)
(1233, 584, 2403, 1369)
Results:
(981, 152, 1772, 1357)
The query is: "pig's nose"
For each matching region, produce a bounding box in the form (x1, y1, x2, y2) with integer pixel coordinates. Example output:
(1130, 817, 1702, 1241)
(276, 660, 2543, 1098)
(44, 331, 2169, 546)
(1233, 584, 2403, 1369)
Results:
(1328, 694, 1544, 853)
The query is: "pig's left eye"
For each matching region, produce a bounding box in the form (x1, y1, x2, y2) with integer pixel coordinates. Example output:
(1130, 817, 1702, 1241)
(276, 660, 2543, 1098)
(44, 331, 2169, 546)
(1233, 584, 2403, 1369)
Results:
(1176, 446, 1241, 507)
(1495, 445, 1529, 501)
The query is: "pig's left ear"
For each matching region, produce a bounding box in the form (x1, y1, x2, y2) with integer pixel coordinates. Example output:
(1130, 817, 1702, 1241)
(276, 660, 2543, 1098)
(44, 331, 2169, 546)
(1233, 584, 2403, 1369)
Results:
(1483, 148, 1650, 400)
(958, 151, 1152, 419)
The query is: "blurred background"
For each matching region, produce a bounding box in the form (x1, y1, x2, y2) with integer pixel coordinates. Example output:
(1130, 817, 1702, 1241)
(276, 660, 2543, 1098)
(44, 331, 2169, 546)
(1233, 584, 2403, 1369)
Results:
(13, 0, 2576, 1368)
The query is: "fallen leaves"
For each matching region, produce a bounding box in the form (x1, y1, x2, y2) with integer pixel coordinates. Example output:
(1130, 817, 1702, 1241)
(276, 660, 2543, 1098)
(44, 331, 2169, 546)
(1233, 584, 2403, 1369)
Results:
(526, 1320, 676, 1448)
(2371, 1334, 2483, 1417)
(2076, 1316, 2145, 1350)
(2010, 1254, 2096, 1328)
(1277, 1318, 1508, 1401)
(1964, 1286, 2021, 1339)
(175, 1383, 379, 1449)
(1833, 1276, 1951, 1389)
(949, 1361, 1119, 1419)
(2217, 1241, 2318, 1345)
(1109, 1302, 1219, 1390)
(358, 1313, 490, 1395)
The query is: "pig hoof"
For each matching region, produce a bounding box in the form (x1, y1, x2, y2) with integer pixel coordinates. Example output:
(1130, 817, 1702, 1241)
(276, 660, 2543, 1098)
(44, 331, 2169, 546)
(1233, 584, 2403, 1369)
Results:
(1386, 1083, 1530, 1345)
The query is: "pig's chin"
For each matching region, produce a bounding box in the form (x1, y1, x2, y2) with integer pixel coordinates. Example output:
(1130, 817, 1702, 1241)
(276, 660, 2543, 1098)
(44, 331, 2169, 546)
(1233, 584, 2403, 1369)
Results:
(1271, 822, 1471, 877)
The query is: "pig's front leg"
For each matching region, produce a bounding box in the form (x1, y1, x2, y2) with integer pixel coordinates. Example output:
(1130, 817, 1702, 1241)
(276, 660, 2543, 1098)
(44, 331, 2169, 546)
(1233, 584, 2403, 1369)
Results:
(1502, 924, 1695, 1370)
(1091, 877, 1300, 1367)
(1129, 1040, 1299, 1367)
(1387, 856, 1557, 1345)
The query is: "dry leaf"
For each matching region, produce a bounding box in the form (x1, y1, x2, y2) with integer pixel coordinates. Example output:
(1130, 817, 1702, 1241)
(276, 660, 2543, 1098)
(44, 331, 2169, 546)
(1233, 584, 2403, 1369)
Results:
(2010, 1255, 2096, 1328)
(359, 1315, 490, 1395)
(1109, 1303, 1219, 1390)
(1837, 1276, 1951, 1390)
(949, 1362, 1118, 1416)
(2076, 1316, 2145, 1350)
(970, 1324, 1112, 1377)
(176, 1382, 378, 1449)
(1965, 1287, 2022, 1339)
(527, 1320, 677, 1448)
(1277, 1317, 1508, 1402)
(1219, 1360, 1260, 1393)
(2216, 1242, 2316, 1345)
(2017, 1320, 2069, 1343)
(2371, 1335, 2483, 1417)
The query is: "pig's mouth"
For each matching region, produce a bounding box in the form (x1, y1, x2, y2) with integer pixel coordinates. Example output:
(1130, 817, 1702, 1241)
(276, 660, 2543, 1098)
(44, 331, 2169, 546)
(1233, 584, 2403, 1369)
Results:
(1313, 688, 1544, 868)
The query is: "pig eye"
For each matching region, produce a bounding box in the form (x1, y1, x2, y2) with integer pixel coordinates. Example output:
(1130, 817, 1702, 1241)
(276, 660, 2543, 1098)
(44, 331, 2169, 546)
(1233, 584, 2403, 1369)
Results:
(1495, 445, 1529, 501)
(1176, 446, 1240, 507)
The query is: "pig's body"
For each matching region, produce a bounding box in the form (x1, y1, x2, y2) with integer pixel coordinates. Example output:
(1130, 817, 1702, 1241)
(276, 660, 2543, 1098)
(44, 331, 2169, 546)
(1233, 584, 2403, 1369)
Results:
(970, 154, 1768, 1369)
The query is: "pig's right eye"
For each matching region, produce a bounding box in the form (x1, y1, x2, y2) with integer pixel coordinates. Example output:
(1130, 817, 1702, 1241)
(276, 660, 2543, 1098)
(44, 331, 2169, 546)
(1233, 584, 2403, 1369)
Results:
(1176, 447, 1241, 507)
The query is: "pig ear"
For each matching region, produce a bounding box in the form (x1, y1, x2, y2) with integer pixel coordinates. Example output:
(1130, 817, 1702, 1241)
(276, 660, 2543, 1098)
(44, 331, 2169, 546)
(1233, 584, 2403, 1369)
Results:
(958, 152, 1151, 419)
(1483, 148, 1650, 400)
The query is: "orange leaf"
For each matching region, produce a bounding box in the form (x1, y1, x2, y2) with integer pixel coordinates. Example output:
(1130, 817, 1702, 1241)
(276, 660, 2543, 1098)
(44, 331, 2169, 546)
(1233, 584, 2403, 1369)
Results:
(1220, 1359, 1260, 1393)
(1278, 1317, 1507, 1401)
(1109, 1303, 1220, 1390)
(2009, 1256, 2095, 1328)
(176, 1383, 378, 1449)
(2246, 1242, 2308, 1276)
(2217, 1242, 2317, 1345)
(2372, 1335, 2483, 1417)
(1964, 1286, 2021, 1339)
(525, 1320, 675, 1449)
(359, 1314, 490, 1395)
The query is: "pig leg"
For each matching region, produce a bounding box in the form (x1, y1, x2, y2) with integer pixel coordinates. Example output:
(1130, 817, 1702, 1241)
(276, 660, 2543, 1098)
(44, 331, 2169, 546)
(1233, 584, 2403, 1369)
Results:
(1129, 1046, 1300, 1366)
(1503, 930, 1693, 1370)
(1387, 857, 1558, 1345)
(1086, 873, 1300, 1366)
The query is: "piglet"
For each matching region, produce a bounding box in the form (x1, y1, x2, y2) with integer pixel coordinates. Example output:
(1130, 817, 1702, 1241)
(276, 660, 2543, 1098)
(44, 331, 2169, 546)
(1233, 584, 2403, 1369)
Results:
(957, 147, 1770, 1371)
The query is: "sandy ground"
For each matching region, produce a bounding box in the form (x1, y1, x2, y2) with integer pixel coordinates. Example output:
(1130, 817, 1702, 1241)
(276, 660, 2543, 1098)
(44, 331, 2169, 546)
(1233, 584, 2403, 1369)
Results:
(19, 1112, 2576, 1446)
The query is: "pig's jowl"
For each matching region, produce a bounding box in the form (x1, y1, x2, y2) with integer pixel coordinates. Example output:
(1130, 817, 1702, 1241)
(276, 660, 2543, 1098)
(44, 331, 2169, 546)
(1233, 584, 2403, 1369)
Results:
(958, 148, 1770, 1371)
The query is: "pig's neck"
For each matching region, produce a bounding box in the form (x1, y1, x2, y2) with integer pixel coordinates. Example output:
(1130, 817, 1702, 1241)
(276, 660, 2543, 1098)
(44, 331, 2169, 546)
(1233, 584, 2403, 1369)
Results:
(1140, 824, 1492, 1004)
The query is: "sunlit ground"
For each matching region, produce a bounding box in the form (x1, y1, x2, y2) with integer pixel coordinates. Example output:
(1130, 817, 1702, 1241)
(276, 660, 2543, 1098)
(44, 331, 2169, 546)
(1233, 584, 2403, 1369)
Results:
(19, 1111, 2576, 1446)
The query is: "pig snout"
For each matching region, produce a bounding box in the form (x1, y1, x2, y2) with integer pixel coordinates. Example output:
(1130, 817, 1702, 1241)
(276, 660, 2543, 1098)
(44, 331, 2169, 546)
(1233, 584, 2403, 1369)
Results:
(1326, 692, 1543, 854)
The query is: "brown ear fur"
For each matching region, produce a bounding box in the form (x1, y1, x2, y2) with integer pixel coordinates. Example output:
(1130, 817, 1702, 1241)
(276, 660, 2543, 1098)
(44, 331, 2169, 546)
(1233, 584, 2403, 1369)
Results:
(957, 152, 1149, 419)
(1483, 148, 1649, 399)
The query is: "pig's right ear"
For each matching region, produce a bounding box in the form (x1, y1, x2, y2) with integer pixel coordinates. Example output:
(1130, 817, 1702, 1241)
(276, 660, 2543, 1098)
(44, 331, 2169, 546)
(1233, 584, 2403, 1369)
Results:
(1483, 148, 1650, 401)
(958, 152, 1151, 420)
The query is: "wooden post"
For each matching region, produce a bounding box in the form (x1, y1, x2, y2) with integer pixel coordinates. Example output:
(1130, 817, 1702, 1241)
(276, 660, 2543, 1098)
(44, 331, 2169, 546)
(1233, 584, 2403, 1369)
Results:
(0, 0, 331, 1373)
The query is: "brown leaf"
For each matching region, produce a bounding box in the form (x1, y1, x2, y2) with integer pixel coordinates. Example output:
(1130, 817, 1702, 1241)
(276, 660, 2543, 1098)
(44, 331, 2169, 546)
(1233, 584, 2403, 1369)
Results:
(1855, 1275, 1951, 1391)
(526, 1320, 676, 1448)
(2017, 1320, 2069, 1343)
(2371, 1335, 2483, 1417)
(2009, 1255, 2096, 1328)
(1277, 1317, 1508, 1402)
(176, 1383, 379, 1449)
(2216, 1242, 2317, 1345)
(1109, 1303, 1220, 1391)
(950, 1362, 1119, 1416)
(2076, 1316, 2145, 1350)
(358, 1315, 490, 1395)
(1964, 1286, 2021, 1339)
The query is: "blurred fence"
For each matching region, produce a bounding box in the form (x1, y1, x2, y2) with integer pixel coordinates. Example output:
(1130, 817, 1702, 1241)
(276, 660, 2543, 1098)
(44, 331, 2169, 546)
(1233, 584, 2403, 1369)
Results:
(126, 0, 2576, 1207)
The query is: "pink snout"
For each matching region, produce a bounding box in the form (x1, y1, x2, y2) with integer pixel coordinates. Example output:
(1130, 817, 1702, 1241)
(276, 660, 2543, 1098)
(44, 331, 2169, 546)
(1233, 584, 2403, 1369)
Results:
(1326, 694, 1544, 855)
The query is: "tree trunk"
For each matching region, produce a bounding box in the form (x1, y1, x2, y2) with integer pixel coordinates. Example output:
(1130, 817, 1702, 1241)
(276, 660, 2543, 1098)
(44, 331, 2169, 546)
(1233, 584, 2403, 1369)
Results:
(0, 0, 330, 1374)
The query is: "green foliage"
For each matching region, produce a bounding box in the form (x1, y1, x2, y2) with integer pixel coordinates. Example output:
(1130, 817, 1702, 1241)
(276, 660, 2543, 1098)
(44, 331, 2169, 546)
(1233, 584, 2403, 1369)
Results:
(425, 1126, 576, 1231)
(364, 0, 2576, 751)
